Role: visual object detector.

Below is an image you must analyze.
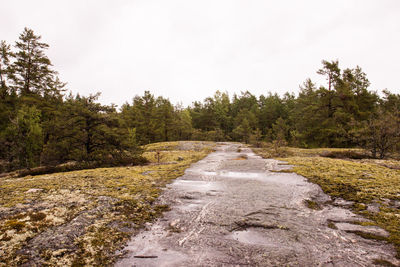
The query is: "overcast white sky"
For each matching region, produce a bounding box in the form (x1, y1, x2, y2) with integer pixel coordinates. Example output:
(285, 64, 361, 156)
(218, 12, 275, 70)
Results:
(1, 0, 399, 107)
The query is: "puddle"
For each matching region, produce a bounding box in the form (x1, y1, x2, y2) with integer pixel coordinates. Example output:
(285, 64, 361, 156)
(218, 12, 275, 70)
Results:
(176, 198, 206, 212)
(172, 180, 221, 193)
(176, 203, 202, 212)
(231, 229, 277, 247)
(223, 172, 264, 178)
(202, 171, 305, 186)
(202, 171, 218, 176)
(203, 171, 264, 179)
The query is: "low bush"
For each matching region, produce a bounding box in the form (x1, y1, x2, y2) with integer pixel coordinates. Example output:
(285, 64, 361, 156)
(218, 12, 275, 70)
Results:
(320, 150, 370, 159)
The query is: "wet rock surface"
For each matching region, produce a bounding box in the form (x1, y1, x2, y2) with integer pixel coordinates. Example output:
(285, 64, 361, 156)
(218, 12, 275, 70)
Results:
(116, 143, 399, 267)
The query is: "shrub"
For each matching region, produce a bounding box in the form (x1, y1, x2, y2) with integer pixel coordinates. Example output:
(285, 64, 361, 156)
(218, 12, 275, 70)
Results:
(320, 150, 370, 159)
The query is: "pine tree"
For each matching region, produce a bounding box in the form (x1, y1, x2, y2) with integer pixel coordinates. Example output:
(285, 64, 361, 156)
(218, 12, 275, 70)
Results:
(258, 93, 285, 135)
(292, 79, 322, 147)
(0, 40, 13, 90)
(0, 41, 17, 132)
(233, 118, 252, 143)
(155, 97, 175, 141)
(174, 109, 193, 140)
(10, 28, 59, 97)
(213, 91, 232, 136)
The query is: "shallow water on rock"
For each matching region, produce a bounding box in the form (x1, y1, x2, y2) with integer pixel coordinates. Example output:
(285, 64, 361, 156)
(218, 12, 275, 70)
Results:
(231, 229, 279, 247)
(171, 180, 221, 193)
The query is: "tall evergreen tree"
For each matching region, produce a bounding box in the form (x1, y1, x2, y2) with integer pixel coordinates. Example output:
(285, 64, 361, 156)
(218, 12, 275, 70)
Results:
(174, 108, 193, 140)
(0, 41, 13, 90)
(232, 118, 252, 144)
(0, 41, 17, 134)
(212, 91, 232, 136)
(9, 28, 60, 97)
(155, 97, 175, 141)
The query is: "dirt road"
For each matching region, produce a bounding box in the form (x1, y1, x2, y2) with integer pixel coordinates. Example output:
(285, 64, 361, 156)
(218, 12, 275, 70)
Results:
(115, 143, 399, 266)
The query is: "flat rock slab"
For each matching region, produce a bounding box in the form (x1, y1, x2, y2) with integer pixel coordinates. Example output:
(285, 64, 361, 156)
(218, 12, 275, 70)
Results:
(26, 188, 44, 193)
(335, 222, 390, 238)
(115, 143, 399, 267)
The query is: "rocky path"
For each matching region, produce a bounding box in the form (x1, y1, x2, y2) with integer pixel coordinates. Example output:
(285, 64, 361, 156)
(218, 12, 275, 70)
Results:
(115, 143, 399, 266)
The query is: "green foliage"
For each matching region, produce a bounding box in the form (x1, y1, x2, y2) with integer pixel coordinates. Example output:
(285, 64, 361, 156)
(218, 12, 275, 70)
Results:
(185, 60, 390, 153)
(41, 93, 142, 166)
(121, 91, 193, 144)
(0, 29, 144, 173)
(350, 109, 400, 159)
(249, 128, 263, 147)
(233, 118, 252, 143)
(175, 109, 193, 140)
(0, 40, 13, 90)
(4, 105, 43, 168)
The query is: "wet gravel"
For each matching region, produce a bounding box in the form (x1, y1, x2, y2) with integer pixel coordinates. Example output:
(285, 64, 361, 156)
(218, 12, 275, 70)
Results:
(115, 143, 399, 267)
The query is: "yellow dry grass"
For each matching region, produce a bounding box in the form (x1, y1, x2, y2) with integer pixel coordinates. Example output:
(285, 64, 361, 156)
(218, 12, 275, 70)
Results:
(282, 157, 400, 202)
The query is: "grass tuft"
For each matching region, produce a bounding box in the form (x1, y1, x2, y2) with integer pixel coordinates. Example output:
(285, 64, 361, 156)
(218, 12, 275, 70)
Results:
(29, 212, 47, 222)
(5, 220, 26, 232)
(327, 221, 338, 229)
(373, 258, 397, 267)
(305, 199, 322, 210)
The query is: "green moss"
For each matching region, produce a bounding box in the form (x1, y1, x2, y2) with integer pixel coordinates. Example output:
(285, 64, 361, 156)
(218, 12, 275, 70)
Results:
(353, 203, 367, 212)
(347, 230, 388, 242)
(278, 157, 398, 202)
(5, 219, 26, 232)
(327, 221, 337, 229)
(305, 199, 322, 210)
(373, 258, 397, 267)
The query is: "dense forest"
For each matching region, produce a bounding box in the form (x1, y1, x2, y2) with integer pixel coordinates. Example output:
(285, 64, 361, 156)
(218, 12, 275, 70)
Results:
(1, 28, 400, 172)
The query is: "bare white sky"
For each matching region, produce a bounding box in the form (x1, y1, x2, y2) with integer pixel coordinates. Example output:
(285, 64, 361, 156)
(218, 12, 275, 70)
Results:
(1, 0, 399, 107)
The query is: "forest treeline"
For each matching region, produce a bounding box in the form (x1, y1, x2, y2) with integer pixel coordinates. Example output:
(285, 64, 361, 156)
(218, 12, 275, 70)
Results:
(1, 28, 400, 172)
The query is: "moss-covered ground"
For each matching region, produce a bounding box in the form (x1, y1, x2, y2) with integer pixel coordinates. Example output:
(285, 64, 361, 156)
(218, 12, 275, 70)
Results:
(0, 141, 215, 266)
(254, 146, 400, 258)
